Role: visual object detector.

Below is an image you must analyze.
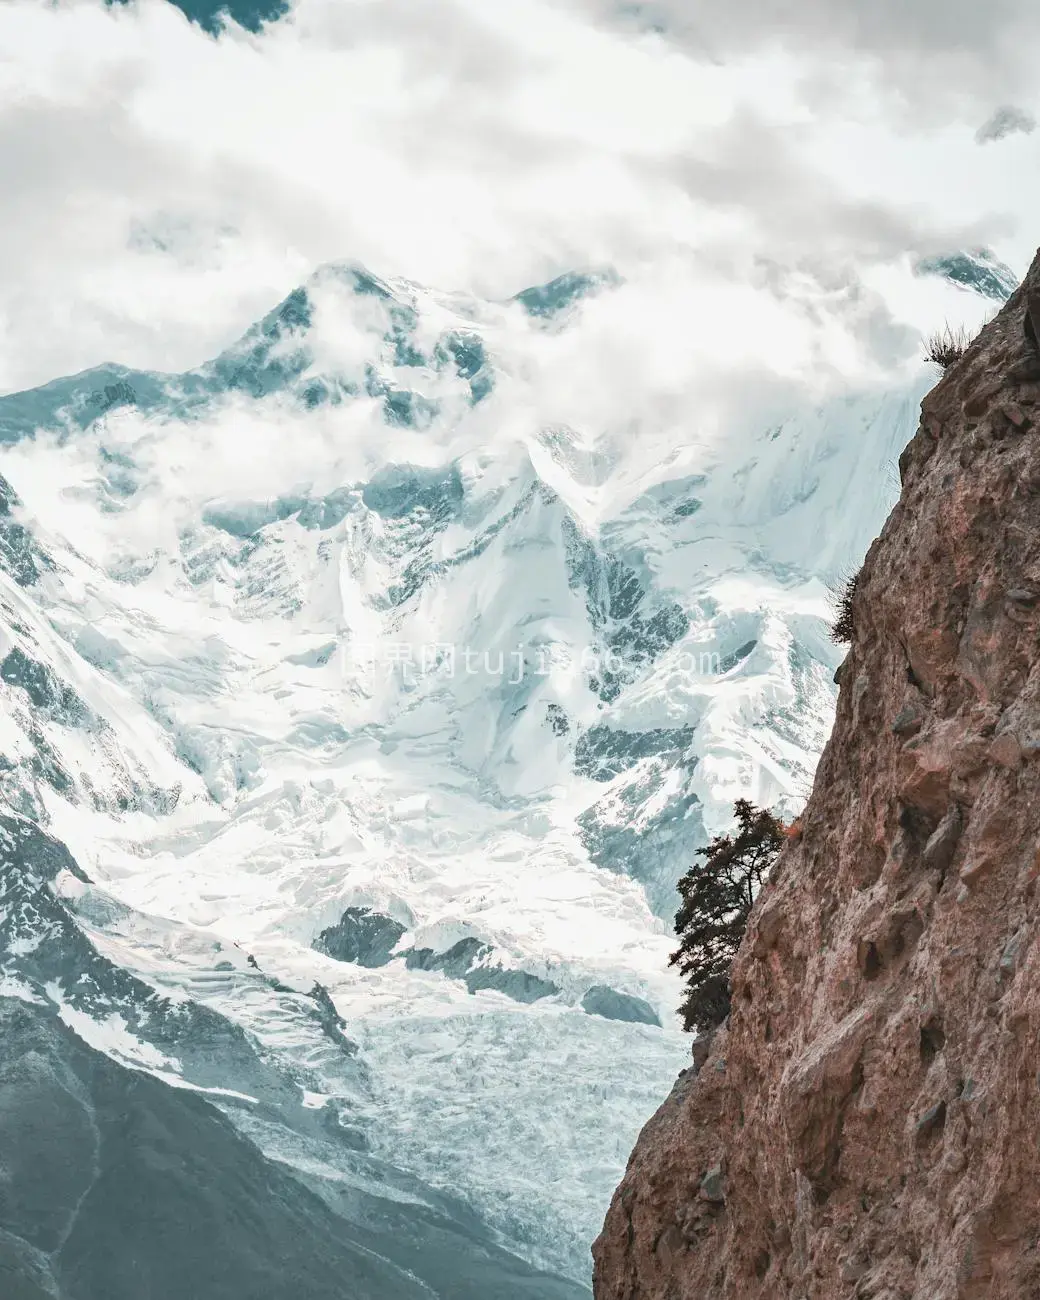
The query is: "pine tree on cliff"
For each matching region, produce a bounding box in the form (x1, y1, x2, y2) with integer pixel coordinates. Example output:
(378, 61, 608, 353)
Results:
(671, 799, 785, 1032)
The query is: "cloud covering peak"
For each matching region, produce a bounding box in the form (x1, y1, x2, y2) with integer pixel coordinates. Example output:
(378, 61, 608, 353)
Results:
(0, 0, 1036, 397)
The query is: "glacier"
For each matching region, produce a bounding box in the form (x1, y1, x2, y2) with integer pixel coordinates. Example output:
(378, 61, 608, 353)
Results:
(0, 252, 1003, 1291)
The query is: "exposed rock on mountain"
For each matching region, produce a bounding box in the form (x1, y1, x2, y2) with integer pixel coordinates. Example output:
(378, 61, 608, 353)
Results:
(314, 905, 407, 967)
(913, 249, 1019, 303)
(593, 250, 1040, 1299)
(581, 985, 661, 1027)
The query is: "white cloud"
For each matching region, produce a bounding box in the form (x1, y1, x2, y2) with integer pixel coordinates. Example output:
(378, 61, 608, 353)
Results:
(0, 0, 1036, 396)
(579, 0, 1040, 115)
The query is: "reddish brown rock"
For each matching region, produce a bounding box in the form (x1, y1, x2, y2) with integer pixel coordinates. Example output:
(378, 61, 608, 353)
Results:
(1001, 403, 1030, 431)
(592, 250, 1040, 1300)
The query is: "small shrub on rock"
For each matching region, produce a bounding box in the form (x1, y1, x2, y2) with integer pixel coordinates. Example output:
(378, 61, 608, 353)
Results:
(830, 571, 860, 645)
(671, 799, 785, 1033)
(782, 817, 804, 842)
(924, 323, 975, 371)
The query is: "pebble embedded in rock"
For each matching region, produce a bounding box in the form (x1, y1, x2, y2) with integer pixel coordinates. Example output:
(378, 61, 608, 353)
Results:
(922, 805, 963, 873)
(699, 1166, 725, 1203)
(891, 706, 924, 738)
(963, 380, 1003, 419)
(915, 1101, 947, 1143)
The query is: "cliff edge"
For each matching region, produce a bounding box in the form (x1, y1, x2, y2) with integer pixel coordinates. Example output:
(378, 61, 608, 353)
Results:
(593, 249, 1040, 1300)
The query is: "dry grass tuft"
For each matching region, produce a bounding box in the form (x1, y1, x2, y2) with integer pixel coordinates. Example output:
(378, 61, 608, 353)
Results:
(924, 323, 976, 371)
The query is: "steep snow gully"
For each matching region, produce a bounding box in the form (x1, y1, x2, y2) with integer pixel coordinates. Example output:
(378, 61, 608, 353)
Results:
(0, 251, 1013, 1293)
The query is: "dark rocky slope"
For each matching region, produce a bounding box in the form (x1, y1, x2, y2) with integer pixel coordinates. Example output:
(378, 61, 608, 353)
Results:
(0, 815, 589, 1300)
(593, 250, 1040, 1299)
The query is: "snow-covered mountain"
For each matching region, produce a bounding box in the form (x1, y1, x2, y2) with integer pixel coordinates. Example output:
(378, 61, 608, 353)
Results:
(0, 251, 1009, 1291)
(912, 247, 1019, 302)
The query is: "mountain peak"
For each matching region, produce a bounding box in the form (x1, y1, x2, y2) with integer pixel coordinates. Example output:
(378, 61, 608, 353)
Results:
(913, 246, 1019, 302)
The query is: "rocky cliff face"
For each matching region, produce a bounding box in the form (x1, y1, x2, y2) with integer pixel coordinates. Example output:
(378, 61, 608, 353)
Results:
(593, 250, 1040, 1300)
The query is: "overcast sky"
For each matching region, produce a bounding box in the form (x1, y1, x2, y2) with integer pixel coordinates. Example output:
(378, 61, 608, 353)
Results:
(1, 0, 1038, 394)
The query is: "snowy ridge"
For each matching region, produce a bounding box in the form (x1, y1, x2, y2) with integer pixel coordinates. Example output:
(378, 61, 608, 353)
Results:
(0, 254, 1003, 1282)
